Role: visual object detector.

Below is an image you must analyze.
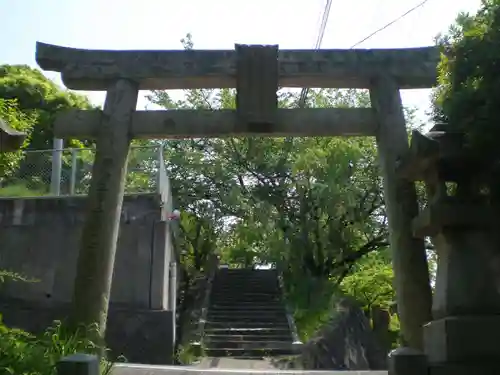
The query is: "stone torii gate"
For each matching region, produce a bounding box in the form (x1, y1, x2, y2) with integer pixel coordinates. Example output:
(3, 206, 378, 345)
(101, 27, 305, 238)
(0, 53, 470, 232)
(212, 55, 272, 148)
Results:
(36, 42, 437, 358)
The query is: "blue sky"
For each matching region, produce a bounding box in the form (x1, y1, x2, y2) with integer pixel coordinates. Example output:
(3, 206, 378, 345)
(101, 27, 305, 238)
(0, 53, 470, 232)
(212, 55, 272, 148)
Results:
(1, 0, 481, 124)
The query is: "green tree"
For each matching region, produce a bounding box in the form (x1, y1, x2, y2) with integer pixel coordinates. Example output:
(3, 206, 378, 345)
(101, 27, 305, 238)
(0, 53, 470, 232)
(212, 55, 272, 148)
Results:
(433, 0, 500, 185)
(0, 65, 95, 193)
(340, 251, 394, 312)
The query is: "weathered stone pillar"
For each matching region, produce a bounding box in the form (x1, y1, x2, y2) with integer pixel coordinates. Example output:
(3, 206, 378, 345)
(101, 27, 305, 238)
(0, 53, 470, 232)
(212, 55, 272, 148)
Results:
(70, 79, 139, 337)
(369, 75, 432, 349)
(399, 127, 500, 375)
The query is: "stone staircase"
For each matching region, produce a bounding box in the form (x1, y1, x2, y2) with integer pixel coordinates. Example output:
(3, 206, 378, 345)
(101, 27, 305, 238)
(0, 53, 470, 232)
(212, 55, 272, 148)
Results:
(203, 268, 300, 359)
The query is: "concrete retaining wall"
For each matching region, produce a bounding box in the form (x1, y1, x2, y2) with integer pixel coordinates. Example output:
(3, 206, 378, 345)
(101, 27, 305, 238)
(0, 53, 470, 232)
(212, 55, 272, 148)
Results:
(0, 193, 176, 364)
(0, 298, 174, 364)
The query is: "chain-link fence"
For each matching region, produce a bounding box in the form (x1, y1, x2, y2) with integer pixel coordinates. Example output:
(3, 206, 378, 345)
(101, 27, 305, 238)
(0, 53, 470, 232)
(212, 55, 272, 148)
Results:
(0, 145, 163, 197)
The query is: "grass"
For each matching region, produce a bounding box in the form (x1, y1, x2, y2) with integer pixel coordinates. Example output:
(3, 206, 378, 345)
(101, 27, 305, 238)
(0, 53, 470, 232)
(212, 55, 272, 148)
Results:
(0, 183, 47, 197)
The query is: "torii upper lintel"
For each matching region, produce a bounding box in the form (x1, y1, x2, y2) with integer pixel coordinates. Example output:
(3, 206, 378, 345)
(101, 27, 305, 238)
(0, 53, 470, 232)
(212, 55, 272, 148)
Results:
(35, 42, 439, 91)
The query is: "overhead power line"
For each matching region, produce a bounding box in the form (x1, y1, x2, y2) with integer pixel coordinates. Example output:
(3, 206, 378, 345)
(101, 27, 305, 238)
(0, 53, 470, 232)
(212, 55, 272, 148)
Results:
(350, 0, 431, 48)
(298, 0, 431, 108)
(298, 0, 334, 107)
(314, 0, 334, 49)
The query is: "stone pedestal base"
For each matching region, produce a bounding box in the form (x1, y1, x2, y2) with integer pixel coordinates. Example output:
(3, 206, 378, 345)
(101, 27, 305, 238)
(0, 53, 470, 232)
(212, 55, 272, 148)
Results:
(424, 316, 500, 375)
(428, 362, 499, 375)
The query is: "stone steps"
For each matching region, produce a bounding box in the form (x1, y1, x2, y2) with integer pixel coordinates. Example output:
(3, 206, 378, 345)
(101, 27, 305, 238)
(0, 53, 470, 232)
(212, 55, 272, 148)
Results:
(211, 299, 281, 304)
(211, 294, 280, 300)
(210, 304, 284, 310)
(207, 317, 289, 324)
(205, 347, 294, 358)
(201, 269, 296, 359)
(204, 334, 293, 342)
(204, 327, 293, 335)
(212, 280, 277, 283)
(211, 295, 280, 300)
(212, 290, 279, 295)
(207, 311, 288, 319)
(206, 321, 290, 329)
(206, 340, 295, 349)
(211, 289, 280, 295)
(211, 296, 280, 301)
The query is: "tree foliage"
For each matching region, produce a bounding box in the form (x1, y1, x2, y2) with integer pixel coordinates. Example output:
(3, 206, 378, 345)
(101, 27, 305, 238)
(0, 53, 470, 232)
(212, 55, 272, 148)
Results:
(340, 252, 394, 311)
(433, 0, 500, 161)
(0, 98, 36, 179)
(0, 65, 96, 193)
(0, 65, 94, 150)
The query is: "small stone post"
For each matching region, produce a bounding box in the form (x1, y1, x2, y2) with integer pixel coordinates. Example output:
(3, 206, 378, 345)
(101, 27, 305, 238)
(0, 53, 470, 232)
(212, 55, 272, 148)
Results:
(388, 347, 428, 375)
(56, 353, 99, 375)
(372, 306, 392, 355)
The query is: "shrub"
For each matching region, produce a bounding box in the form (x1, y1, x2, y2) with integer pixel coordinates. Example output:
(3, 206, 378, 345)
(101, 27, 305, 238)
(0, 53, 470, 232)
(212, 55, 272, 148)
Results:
(0, 317, 114, 375)
(0, 263, 116, 374)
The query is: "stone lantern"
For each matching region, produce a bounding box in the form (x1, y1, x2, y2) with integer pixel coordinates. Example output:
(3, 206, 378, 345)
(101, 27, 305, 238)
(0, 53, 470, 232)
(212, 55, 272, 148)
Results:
(0, 117, 26, 153)
(396, 123, 500, 375)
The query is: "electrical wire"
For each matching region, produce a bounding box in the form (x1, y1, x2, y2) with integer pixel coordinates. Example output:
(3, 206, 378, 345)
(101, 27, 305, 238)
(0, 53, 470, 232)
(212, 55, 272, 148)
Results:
(350, 0, 431, 48)
(298, 0, 334, 107)
(297, 0, 431, 108)
(314, 0, 334, 49)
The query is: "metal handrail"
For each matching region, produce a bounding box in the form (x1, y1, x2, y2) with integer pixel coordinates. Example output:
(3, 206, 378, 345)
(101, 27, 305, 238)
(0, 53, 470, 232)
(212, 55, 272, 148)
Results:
(192, 254, 219, 352)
